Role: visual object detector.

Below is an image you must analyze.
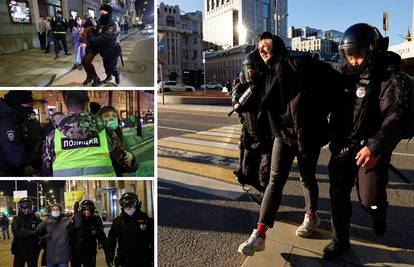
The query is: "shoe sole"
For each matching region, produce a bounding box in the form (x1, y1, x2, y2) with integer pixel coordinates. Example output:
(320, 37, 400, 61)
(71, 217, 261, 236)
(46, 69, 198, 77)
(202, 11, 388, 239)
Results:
(237, 245, 265, 256)
(295, 219, 321, 238)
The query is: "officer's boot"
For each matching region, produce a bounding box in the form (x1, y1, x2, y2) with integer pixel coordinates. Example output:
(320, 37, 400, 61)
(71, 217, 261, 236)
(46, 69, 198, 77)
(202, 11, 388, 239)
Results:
(92, 78, 101, 87)
(370, 203, 388, 236)
(115, 74, 120, 84)
(103, 74, 113, 83)
(83, 78, 92, 86)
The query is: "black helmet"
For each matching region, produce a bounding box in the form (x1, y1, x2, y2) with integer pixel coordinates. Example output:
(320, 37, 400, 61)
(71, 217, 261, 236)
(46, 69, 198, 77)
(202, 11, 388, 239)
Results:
(119, 192, 141, 210)
(18, 198, 33, 214)
(80, 199, 95, 212)
(339, 23, 389, 74)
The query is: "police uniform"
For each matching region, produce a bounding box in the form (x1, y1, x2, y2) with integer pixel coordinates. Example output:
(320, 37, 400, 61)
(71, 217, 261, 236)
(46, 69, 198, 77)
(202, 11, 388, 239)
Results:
(11, 214, 42, 267)
(51, 16, 69, 55)
(107, 211, 153, 267)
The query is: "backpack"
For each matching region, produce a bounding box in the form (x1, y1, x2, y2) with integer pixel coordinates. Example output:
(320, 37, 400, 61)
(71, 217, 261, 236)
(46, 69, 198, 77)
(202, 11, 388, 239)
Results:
(392, 72, 414, 139)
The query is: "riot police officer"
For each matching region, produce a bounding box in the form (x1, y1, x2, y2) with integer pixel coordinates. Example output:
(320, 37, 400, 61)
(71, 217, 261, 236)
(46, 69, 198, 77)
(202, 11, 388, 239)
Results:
(323, 23, 411, 260)
(107, 192, 153, 267)
(11, 198, 42, 267)
(231, 50, 271, 193)
(72, 200, 109, 267)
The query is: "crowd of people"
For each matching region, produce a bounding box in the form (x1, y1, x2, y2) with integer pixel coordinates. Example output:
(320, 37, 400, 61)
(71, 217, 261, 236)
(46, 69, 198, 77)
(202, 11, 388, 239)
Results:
(10, 192, 153, 267)
(232, 23, 413, 260)
(0, 90, 139, 177)
(36, 4, 124, 86)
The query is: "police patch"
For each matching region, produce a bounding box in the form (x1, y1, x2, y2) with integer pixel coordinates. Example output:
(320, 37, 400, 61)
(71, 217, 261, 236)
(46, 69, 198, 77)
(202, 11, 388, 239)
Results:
(6, 130, 15, 141)
(140, 223, 147, 230)
(107, 26, 113, 33)
(61, 136, 100, 149)
(356, 87, 366, 98)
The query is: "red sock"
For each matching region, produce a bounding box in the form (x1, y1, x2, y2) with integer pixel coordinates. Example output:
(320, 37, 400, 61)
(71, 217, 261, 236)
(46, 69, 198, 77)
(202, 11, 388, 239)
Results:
(307, 211, 316, 219)
(257, 223, 268, 238)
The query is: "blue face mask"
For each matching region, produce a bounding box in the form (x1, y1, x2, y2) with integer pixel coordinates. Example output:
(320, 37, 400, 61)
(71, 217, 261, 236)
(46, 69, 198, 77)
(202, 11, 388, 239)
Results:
(107, 120, 119, 130)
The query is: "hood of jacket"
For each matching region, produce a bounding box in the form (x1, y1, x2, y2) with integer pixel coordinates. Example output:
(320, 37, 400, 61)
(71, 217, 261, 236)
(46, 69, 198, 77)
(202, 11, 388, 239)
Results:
(55, 113, 105, 140)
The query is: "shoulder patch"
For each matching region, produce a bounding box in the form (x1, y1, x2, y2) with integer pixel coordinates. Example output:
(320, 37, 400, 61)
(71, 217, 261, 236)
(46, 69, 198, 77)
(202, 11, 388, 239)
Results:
(6, 130, 15, 141)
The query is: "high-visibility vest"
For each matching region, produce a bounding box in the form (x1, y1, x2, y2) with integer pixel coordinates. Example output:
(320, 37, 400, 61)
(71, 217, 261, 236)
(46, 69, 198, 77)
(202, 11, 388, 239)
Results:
(53, 129, 116, 177)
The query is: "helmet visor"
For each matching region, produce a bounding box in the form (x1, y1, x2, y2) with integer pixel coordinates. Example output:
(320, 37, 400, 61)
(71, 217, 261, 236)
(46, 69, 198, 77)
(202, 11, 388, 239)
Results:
(340, 45, 372, 73)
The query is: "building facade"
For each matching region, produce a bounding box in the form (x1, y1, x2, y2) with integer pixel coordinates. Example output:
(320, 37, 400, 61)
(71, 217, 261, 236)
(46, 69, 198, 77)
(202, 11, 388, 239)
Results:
(205, 44, 254, 84)
(0, 0, 102, 54)
(0, 195, 13, 215)
(290, 27, 343, 54)
(203, 0, 288, 48)
(157, 2, 203, 82)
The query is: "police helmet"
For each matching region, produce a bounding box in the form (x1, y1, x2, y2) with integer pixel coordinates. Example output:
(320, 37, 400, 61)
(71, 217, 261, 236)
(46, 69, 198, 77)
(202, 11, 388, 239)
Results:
(119, 192, 141, 210)
(80, 199, 95, 212)
(18, 198, 33, 214)
(339, 23, 389, 74)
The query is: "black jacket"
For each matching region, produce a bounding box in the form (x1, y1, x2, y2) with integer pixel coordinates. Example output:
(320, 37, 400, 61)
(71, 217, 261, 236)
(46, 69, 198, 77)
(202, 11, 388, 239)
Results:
(11, 214, 42, 257)
(258, 35, 343, 155)
(330, 51, 408, 157)
(107, 211, 153, 266)
(89, 14, 121, 50)
(51, 17, 68, 34)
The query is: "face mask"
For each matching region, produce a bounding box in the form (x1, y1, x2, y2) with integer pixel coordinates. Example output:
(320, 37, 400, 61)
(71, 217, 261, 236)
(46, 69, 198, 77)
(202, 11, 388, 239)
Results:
(107, 120, 119, 130)
(51, 211, 60, 218)
(124, 207, 136, 216)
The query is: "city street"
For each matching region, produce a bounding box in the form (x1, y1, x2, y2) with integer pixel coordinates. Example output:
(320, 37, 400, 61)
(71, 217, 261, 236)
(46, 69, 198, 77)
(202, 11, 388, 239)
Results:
(0, 31, 154, 87)
(158, 105, 414, 266)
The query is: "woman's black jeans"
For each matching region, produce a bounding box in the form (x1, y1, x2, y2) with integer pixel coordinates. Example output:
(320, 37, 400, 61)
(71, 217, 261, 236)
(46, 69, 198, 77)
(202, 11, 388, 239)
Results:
(258, 137, 320, 227)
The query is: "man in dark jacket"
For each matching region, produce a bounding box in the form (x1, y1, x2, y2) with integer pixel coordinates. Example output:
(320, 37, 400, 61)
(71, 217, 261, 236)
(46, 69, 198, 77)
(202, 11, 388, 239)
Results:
(42, 91, 138, 177)
(72, 200, 109, 267)
(51, 10, 70, 59)
(238, 32, 343, 256)
(323, 23, 411, 260)
(107, 192, 153, 267)
(11, 198, 42, 267)
(0, 90, 36, 176)
(84, 4, 122, 85)
(35, 203, 74, 267)
(1, 213, 10, 239)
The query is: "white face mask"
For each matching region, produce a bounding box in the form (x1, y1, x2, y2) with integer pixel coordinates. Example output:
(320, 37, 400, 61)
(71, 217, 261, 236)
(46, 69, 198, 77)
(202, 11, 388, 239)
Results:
(124, 207, 136, 216)
(51, 211, 60, 218)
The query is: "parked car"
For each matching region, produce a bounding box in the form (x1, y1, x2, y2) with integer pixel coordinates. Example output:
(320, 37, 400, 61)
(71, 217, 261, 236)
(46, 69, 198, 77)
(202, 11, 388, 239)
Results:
(200, 82, 223, 90)
(157, 81, 196, 92)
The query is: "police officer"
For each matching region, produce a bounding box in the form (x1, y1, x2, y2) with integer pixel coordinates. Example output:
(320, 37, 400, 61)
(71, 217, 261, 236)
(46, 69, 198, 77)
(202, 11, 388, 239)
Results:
(72, 200, 109, 267)
(51, 10, 70, 59)
(11, 198, 42, 267)
(107, 192, 153, 267)
(0, 90, 35, 176)
(232, 50, 271, 192)
(42, 91, 138, 177)
(84, 4, 122, 85)
(323, 23, 411, 260)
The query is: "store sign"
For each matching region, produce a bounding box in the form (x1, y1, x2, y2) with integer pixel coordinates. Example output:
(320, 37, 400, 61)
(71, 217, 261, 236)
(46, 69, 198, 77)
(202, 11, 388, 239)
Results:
(13, 190, 27, 202)
(8, 0, 31, 24)
(389, 41, 414, 60)
(64, 191, 85, 209)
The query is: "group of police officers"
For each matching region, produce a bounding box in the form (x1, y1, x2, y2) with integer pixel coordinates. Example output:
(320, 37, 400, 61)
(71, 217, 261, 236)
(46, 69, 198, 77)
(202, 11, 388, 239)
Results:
(234, 23, 413, 260)
(11, 192, 153, 267)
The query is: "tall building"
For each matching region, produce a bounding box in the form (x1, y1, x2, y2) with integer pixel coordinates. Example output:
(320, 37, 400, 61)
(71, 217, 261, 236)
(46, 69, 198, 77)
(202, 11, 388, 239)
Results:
(290, 27, 343, 54)
(158, 2, 203, 82)
(203, 0, 288, 48)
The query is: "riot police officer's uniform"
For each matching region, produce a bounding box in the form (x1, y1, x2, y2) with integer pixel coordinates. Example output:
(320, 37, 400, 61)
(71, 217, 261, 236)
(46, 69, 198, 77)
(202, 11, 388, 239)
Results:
(50, 11, 70, 57)
(11, 198, 42, 267)
(324, 23, 411, 260)
(107, 193, 153, 267)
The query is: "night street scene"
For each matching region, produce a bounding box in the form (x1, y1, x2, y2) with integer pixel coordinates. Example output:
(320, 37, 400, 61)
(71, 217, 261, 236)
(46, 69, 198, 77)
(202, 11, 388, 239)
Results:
(158, 0, 414, 266)
(0, 90, 154, 177)
(0, 180, 154, 267)
(0, 0, 154, 87)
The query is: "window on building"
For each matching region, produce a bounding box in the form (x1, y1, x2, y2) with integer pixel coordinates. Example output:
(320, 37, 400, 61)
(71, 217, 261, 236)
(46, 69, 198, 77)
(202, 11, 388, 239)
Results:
(194, 37, 197, 44)
(194, 50, 198, 59)
(263, 0, 270, 32)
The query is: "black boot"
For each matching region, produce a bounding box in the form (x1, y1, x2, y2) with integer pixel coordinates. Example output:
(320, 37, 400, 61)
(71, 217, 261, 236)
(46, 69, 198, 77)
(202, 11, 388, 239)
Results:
(322, 240, 350, 260)
(92, 78, 101, 87)
(103, 75, 112, 83)
(82, 78, 92, 86)
(115, 74, 120, 84)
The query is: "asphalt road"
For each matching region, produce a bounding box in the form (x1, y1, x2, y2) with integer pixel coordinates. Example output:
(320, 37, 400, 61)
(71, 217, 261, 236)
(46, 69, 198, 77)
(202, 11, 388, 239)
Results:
(158, 108, 414, 267)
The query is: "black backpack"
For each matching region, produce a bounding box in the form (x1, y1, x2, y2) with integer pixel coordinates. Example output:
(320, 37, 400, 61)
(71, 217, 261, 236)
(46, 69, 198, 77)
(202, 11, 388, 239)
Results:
(392, 72, 414, 139)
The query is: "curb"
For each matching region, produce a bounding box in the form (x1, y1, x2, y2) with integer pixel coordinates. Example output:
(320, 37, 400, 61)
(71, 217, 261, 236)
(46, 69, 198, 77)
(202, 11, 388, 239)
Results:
(157, 95, 232, 106)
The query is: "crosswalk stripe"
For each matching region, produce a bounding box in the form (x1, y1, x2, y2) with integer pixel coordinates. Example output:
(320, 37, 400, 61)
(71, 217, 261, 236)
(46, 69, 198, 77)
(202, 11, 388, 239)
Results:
(221, 125, 242, 130)
(159, 169, 244, 200)
(197, 131, 240, 139)
(209, 128, 240, 134)
(163, 136, 239, 150)
(158, 157, 237, 184)
(182, 133, 239, 144)
(158, 140, 239, 158)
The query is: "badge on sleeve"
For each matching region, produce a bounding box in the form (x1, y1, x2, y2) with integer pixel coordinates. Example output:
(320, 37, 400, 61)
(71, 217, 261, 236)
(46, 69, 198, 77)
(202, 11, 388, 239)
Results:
(356, 87, 366, 98)
(140, 223, 147, 230)
(7, 130, 15, 141)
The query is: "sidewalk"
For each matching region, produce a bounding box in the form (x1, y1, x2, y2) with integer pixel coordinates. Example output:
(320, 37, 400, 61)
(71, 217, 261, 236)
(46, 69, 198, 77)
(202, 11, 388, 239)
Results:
(0, 29, 138, 87)
(242, 221, 414, 267)
(158, 103, 232, 114)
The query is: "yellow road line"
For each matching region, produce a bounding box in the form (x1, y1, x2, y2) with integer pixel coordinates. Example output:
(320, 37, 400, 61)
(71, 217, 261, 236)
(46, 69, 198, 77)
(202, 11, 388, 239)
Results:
(158, 140, 239, 158)
(182, 133, 240, 144)
(209, 128, 240, 134)
(158, 157, 237, 184)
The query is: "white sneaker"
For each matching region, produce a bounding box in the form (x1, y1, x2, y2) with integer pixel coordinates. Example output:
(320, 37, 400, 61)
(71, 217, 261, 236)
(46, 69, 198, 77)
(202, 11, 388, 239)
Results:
(237, 229, 265, 256)
(296, 212, 321, 238)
